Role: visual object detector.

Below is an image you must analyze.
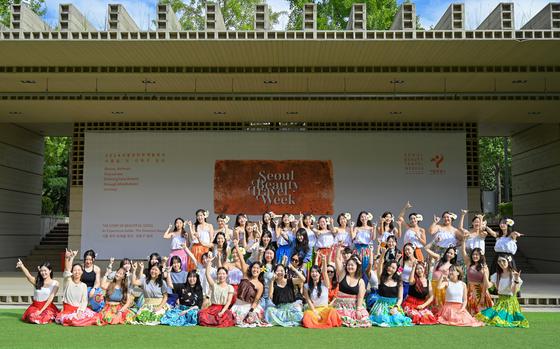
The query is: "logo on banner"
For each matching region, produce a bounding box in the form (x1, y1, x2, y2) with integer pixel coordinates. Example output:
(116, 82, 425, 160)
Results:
(248, 170, 298, 205)
(403, 152, 425, 175)
(430, 154, 446, 175)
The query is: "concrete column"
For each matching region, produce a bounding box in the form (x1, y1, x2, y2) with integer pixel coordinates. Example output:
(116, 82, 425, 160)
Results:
(205, 3, 226, 31)
(390, 3, 416, 31)
(434, 3, 464, 30)
(477, 3, 514, 30)
(346, 3, 366, 31)
(107, 4, 140, 32)
(59, 4, 96, 32)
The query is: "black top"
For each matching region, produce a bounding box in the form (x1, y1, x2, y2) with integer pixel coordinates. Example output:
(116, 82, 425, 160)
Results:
(407, 281, 429, 300)
(81, 269, 96, 288)
(272, 278, 296, 305)
(179, 285, 203, 307)
(384, 248, 401, 262)
(338, 275, 360, 295)
(379, 282, 399, 298)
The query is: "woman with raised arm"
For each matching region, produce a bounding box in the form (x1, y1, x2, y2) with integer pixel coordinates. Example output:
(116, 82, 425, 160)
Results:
(437, 265, 484, 327)
(314, 216, 335, 267)
(182, 243, 214, 303)
(160, 271, 203, 327)
(260, 247, 277, 309)
(211, 232, 230, 268)
(333, 213, 354, 252)
(378, 210, 402, 246)
(262, 211, 277, 248)
(144, 252, 162, 277)
(401, 261, 437, 325)
(275, 213, 295, 265)
(128, 262, 169, 325)
(187, 209, 214, 272)
(230, 244, 269, 327)
(17, 259, 59, 324)
(299, 213, 316, 267)
(369, 251, 413, 327)
(215, 214, 233, 243)
(65, 249, 104, 312)
(353, 211, 376, 276)
(55, 250, 98, 326)
(365, 244, 380, 309)
(492, 217, 523, 274)
(460, 211, 495, 256)
(425, 236, 457, 311)
(164, 256, 187, 306)
(400, 243, 417, 299)
(198, 256, 236, 327)
(265, 262, 305, 327)
(302, 255, 342, 328)
(402, 212, 427, 262)
(233, 213, 248, 248)
(461, 242, 493, 315)
(293, 228, 312, 268)
(163, 218, 189, 272)
(331, 245, 371, 327)
(248, 230, 273, 264)
(428, 211, 466, 258)
(476, 255, 528, 328)
(97, 262, 133, 325)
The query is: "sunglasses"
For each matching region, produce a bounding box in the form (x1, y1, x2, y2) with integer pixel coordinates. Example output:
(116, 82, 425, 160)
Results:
(327, 270, 335, 273)
(291, 258, 299, 262)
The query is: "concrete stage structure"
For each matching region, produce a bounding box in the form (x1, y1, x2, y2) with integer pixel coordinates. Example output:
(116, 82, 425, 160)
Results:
(0, 2, 559, 304)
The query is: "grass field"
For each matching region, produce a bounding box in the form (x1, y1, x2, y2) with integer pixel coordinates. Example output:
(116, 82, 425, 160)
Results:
(1, 310, 559, 349)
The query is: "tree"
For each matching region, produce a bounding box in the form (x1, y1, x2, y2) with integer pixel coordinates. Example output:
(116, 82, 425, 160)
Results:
(0, 0, 46, 27)
(160, 0, 284, 30)
(287, 0, 398, 30)
(479, 137, 511, 204)
(42, 137, 71, 216)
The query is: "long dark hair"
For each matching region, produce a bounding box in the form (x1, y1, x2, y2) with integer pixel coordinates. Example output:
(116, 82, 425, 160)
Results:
(470, 247, 486, 271)
(235, 213, 247, 228)
(263, 246, 277, 266)
(498, 217, 513, 237)
(307, 265, 323, 299)
(262, 212, 276, 232)
(413, 261, 428, 295)
(246, 261, 264, 284)
(279, 213, 291, 229)
(380, 260, 401, 285)
(302, 213, 314, 229)
(35, 262, 54, 289)
(184, 270, 202, 294)
(194, 209, 207, 232)
(336, 213, 348, 227)
(436, 247, 457, 271)
(259, 231, 273, 249)
(327, 264, 338, 289)
(356, 211, 373, 227)
(213, 232, 228, 264)
(173, 217, 188, 238)
(294, 228, 310, 257)
(119, 258, 132, 269)
(402, 243, 415, 263)
(170, 256, 183, 272)
(106, 267, 129, 305)
(147, 264, 164, 287)
(83, 249, 96, 262)
(381, 211, 395, 231)
(345, 255, 362, 279)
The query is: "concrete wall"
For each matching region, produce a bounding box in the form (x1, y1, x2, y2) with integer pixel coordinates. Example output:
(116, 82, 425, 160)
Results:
(512, 123, 560, 273)
(0, 124, 44, 271)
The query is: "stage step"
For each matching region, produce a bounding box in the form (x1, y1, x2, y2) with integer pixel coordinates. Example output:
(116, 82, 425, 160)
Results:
(23, 223, 68, 271)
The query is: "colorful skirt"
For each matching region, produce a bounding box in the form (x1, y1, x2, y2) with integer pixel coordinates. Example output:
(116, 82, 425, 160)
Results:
(476, 295, 529, 328)
(354, 244, 371, 276)
(127, 298, 169, 325)
(160, 305, 199, 326)
(169, 248, 189, 273)
(265, 302, 303, 327)
(87, 287, 105, 312)
(22, 300, 59, 324)
(188, 244, 209, 272)
(276, 245, 293, 265)
(402, 295, 437, 325)
(55, 303, 97, 326)
(438, 302, 484, 327)
(302, 306, 342, 329)
(467, 282, 493, 315)
(97, 302, 130, 325)
(199, 304, 236, 327)
(331, 292, 371, 328)
(366, 288, 379, 310)
(315, 247, 333, 267)
(369, 296, 413, 327)
(231, 300, 270, 327)
(432, 280, 446, 311)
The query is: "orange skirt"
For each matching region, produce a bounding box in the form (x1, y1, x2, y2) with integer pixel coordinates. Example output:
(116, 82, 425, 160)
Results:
(414, 248, 424, 262)
(438, 302, 484, 327)
(467, 282, 493, 315)
(188, 244, 209, 272)
(431, 280, 446, 312)
(302, 306, 342, 329)
(315, 247, 333, 267)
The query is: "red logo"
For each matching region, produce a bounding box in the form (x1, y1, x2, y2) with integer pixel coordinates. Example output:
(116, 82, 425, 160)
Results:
(431, 154, 444, 168)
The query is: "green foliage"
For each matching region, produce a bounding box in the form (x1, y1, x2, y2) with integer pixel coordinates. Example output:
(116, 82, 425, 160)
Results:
(498, 201, 513, 218)
(160, 0, 284, 30)
(479, 136, 512, 205)
(287, 0, 398, 30)
(0, 0, 46, 27)
(42, 136, 70, 216)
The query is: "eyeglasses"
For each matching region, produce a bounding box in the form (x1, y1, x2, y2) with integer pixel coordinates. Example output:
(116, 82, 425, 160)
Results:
(291, 258, 299, 262)
(327, 270, 335, 274)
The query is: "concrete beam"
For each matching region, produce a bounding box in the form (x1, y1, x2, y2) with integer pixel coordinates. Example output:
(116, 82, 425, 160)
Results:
(477, 3, 514, 30)
(10, 3, 51, 31)
(205, 3, 226, 31)
(156, 2, 180, 31)
(390, 3, 416, 31)
(346, 3, 366, 30)
(59, 4, 96, 32)
(521, 3, 560, 30)
(107, 4, 140, 32)
(303, 3, 317, 31)
(434, 3, 464, 30)
(254, 4, 270, 31)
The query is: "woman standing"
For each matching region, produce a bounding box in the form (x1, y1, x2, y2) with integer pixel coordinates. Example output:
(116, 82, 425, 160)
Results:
(401, 261, 437, 325)
(98, 264, 132, 325)
(400, 243, 417, 299)
(333, 213, 353, 252)
(369, 256, 413, 327)
(17, 259, 59, 324)
(352, 211, 376, 276)
(425, 237, 457, 311)
(275, 214, 295, 265)
(129, 262, 169, 325)
(234, 213, 248, 248)
(262, 212, 277, 248)
(314, 216, 334, 267)
(378, 212, 401, 245)
(331, 245, 371, 328)
(459, 212, 495, 256)
(260, 247, 277, 309)
(160, 271, 203, 326)
(198, 258, 236, 327)
(461, 243, 493, 315)
(476, 255, 529, 328)
(402, 213, 426, 262)
(187, 209, 214, 272)
(163, 218, 189, 272)
(492, 218, 523, 274)
(293, 228, 312, 267)
(265, 263, 306, 327)
(299, 213, 316, 266)
(211, 232, 230, 268)
(437, 266, 484, 327)
(302, 255, 342, 328)
(215, 214, 233, 243)
(428, 211, 465, 257)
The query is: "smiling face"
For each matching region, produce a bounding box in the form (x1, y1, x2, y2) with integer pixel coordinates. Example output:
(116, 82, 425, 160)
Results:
(264, 249, 274, 263)
(196, 211, 205, 223)
(150, 256, 159, 266)
(187, 273, 197, 287)
(472, 217, 481, 229)
(472, 250, 481, 263)
(172, 259, 182, 272)
(251, 264, 261, 278)
(445, 248, 456, 262)
(383, 213, 393, 224)
(216, 234, 225, 246)
(310, 268, 320, 283)
(149, 265, 161, 280)
(261, 233, 271, 245)
(409, 215, 418, 225)
(71, 264, 83, 281)
(404, 245, 414, 257)
(360, 213, 368, 224)
(443, 213, 452, 225)
(84, 255, 94, 268)
(217, 217, 226, 228)
(345, 259, 358, 276)
(497, 257, 509, 271)
(217, 268, 228, 283)
(449, 267, 460, 282)
(387, 238, 396, 249)
(275, 265, 286, 279)
(415, 264, 425, 278)
(386, 261, 397, 276)
(339, 215, 347, 227)
(263, 213, 271, 224)
(246, 224, 254, 234)
(296, 232, 305, 242)
(122, 260, 131, 272)
(499, 220, 508, 232)
(282, 214, 290, 225)
(114, 267, 126, 281)
(238, 215, 247, 226)
(318, 217, 327, 229)
(175, 219, 184, 230)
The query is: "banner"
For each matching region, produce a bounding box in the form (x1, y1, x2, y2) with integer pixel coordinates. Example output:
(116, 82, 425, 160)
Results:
(82, 131, 467, 258)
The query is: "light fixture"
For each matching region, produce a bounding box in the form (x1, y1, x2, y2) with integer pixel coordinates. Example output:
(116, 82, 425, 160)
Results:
(213, 111, 226, 115)
(512, 79, 527, 84)
(389, 80, 404, 84)
(286, 111, 299, 115)
(142, 79, 156, 84)
(111, 111, 124, 115)
(20, 80, 36, 84)
(527, 111, 541, 116)
(263, 80, 278, 84)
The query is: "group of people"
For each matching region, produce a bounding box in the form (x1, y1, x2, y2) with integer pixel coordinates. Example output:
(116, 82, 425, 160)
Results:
(18, 204, 529, 329)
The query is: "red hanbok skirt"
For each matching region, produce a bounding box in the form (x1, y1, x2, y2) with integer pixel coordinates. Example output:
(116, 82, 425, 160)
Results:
(198, 304, 235, 328)
(22, 300, 59, 324)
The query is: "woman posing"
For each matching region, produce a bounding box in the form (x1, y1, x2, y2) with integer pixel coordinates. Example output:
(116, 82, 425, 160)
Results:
(65, 249, 104, 312)
(365, 244, 380, 309)
(98, 262, 132, 325)
(460, 211, 495, 256)
(265, 263, 306, 327)
(211, 232, 230, 268)
(302, 255, 342, 328)
(17, 259, 59, 324)
(293, 228, 312, 269)
(233, 213, 248, 249)
(425, 236, 457, 311)
(262, 211, 277, 248)
(299, 213, 316, 269)
(314, 216, 335, 267)
(129, 262, 168, 325)
(461, 243, 493, 315)
(476, 255, 528, 328)
(401, 213, 427, 262)
(492, 217, 523, 274)
(333, 213, 354, 254)
(275, 214, 296, 265)
(401, 261, 437, 325)
(163, 218, 189, 272)
(383, 235, 401, 263)
(160, 271, 203, 326)
(369, 254, 413, 327)
(378, 211, 401, 246)
(164, 256, 187, 306)
(248, 230, 273, 264)
(399, 243, 417, 299)
(428, 211, 466, 258)
(55, 250, 98, 326)
(260, 247, 277, 309)
(215, 214, 233, 243)
(437, 266, 484, 327)
(331, 245, 371, 327)
(352, 211, 376, 276)
(198, 257, 236, 327)
(187, 209, 214, 272)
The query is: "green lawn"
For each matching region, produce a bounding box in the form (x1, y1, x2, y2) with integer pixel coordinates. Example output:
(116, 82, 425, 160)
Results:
(1, 310, 559, 349)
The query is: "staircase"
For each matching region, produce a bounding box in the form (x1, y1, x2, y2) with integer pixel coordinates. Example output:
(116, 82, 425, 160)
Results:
(24, 223, 68, 271)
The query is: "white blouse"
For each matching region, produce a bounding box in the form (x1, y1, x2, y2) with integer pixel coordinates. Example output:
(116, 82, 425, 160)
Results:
(354, 228, 373, 245)
(404, 229, 424, 249)
(445, 280, 464, 303)
(304, 284, 329, 307)
(315, 231, 334, 248)
(435, 229, 458, 248)
(494, 237, 517, 255)
(491, 273, 523, 296)
(33, 280, 59, 302)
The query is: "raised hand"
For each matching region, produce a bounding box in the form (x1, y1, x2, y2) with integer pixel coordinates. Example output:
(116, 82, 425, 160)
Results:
(433, 215, 441, 224)
(132, 262, 138, 271)
(405, 201, 412, 209)
(139, 262, 145, 271)
(168, 223, 173, 230)
(65, 248, 72, 258)
(16, 258, 23, 269)
(461, 209, 468, 215)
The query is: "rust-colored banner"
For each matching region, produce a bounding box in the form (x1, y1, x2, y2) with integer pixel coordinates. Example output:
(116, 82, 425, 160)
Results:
(214, 160, 334, 215)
